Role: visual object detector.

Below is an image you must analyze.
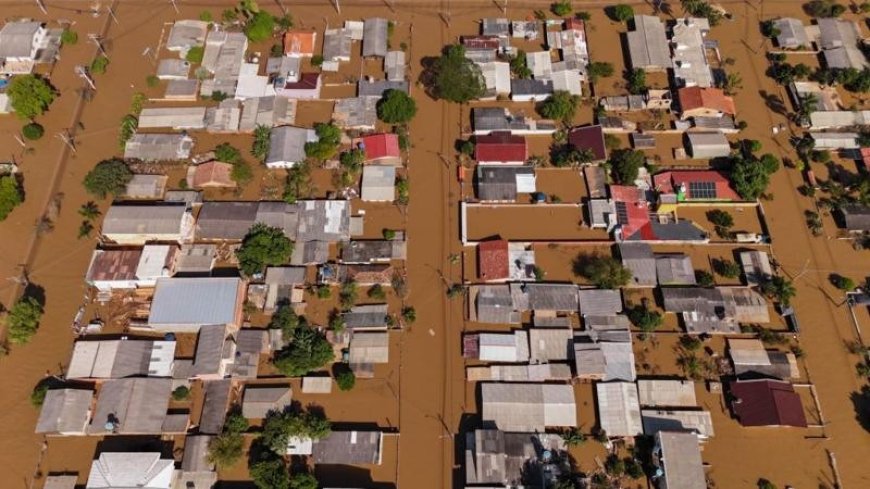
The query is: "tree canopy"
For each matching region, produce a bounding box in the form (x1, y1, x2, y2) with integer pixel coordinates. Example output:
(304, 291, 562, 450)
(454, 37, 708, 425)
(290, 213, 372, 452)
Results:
(377, 89, 417, 124)
(244, 11, 275, 42)
(609, 149, 645, 184)
(627, 304, 663, 336)
(236, 223, 294, 276)
(269, 304, 303, 342)
(431, 45, 485, 103)
(6, 296, 43, 344)
(272, 325, 334, 377)
(627, 68, 647, 95)
(537, 90, 580, 123)
(731, 154, 779, 200)
(7, 75, 56, 120)
(260, 408, 331, 454)
(83, 158, 133, 199)
(0, 176, 23, 221)
(586, 62, 615, 83)
(250, 459, 290, 489)
(251, 124, 271, 160)
(575, 254, 632, 289)
(304, 123, 342, 160)
(803, 0, 846, 18)
(551, 1, 572, 16)
(607, 4, 635, 22)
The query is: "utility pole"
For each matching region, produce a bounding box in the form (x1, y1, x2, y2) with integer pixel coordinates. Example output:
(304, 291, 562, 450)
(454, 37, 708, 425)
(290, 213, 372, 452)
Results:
(383, 0, 395, 13)
(57, 130, 78, 154)
(75, 65, 96, 90)
(169, 0, 179, 14)
(331, 0, 340, 14)
(106, 6, 119, 25)
(34, 0, 47, 15)
(13, 133, 26, 148)
(88, 34, 107, 57)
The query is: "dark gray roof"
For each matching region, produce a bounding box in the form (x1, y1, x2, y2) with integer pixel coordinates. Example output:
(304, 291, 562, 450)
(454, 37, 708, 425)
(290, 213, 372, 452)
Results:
(343, 304, 389, 330)
(476, 165, 534, 201)
(475, 285, 520, 324)
(313, 430, 383, 464)
(290, 240, 330, 265)
(341, 240, 406, 263)
(265, 266, 306, 285)
(511, 78, 553, 96)
(192, 324, 231, 377)
(843, 204, 870, 231)
(36, 389, 92, 434)
(236, 329, 270, 354)
(363, 18, 388, 57)
(522, 283, 579, 311)
(195, 201, 259, 240)
(199, 379, 231, 434)
(578, 289, 623, 316)
(242, 385, 292, 418)
(89, 378, 171, 434)
(619, 243, 656, 286)
(357, 79, 409, 97)
(181, 435, 214, 472)
(482, 18, 510, 37)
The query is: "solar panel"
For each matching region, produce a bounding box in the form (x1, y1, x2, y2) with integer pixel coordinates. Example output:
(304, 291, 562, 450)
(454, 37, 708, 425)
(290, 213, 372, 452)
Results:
(688, 181, 717, 199)
(615, 202, 629, 224)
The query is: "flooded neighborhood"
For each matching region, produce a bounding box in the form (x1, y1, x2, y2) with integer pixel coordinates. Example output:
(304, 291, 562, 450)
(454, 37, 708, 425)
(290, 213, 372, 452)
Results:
(0, 1, 869, 489)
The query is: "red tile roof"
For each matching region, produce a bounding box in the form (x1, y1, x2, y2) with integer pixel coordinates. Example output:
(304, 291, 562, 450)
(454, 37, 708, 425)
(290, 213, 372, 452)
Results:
(478, 239, 509, 280)
(653, 170, 740, 201)
(860, 147, 870, 171)
(283, 31, 317, 56)
(475, 132, 528, 163)
(462, 35, 501, 50)
(564, 18, 585, 32)
(609, 185, 646, 203)
(86, 248, 142, 282)
(729, 379, 808, 427)
(191, 161, 235, 188)
(677, 87, 736, 116)
(358, 133, 401, 161)
(567, 125, 607, 161)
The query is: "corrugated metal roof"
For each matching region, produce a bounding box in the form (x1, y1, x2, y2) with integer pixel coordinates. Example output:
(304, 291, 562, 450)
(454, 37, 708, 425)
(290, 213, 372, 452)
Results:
(596, 382, 643, 437)
(148, 278, 241, 327)
(363, 18, 388, 57)
(637, 380, 697, 407)
(578, 289, 622, 315)
(36, 389, 92, 434)
(89, 378, 171, 434)
(656, 432, 707, 488)
(102, 204, 187, 237)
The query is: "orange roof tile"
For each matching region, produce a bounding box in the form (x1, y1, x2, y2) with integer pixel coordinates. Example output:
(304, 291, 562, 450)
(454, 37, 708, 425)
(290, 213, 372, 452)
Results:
(283, 30, 317, 56)
(677, 87, 736, 116)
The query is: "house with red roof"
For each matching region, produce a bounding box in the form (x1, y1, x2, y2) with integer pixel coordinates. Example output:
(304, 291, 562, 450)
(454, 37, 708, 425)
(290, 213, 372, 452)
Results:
(857, 147, 870, 172)
(653, 170, 740, 202)
(677, 87, 736, 120)
(477, 239, 509, 281)
(610, 185, 708, 243)
(284, 30, 317, 57)
(567, 125, 607, 162)
(728, 379, 808, 428)
(355, 133, 402, 165)
(186, 161, 236, 189)
(475, 132, 528, 164)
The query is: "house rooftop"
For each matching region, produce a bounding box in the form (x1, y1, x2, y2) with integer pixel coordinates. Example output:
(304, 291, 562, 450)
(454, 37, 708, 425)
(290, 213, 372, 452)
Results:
(478, 239, 509, 281)
(729, 379, 807, 427)
(655, 432, 707, 489)
(242, 385, 292, 419)
(86, 452, 174, 489)
(481, 382, 577, 432)
(88, 378, 171, 434)
(475, 132, 528, 163)
(568, 125, 607, 161)
(148, 277, 242, 328)
(619, 242, 657, 286)
(596, 381, 643, 437)
(678, 86, 736, 116)
(35, 389, 92, 434)
(637, 379, 697, 407)
(313, 430, 383, 464)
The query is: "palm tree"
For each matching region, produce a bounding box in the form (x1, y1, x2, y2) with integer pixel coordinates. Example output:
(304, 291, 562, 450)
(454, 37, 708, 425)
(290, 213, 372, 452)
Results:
(78, 201, 101, 221)
(796, 93, 818, 123)
(561, 428, 586, 447)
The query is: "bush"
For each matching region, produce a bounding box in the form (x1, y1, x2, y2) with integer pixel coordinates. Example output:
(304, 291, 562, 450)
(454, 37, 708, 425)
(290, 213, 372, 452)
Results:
(118, 114, 137, 150)
(172, 385, 191, 401)
(6, 296, 43, 344)
(627, 68, 647, 94)
(367, 284, 387, 300)
(803, 0, 845, 17)
(7, 75, 56, 120)
(551, 1, 572, 16)
(396, 176, 409, 204)
(146, 75, 159, 87)
(587, 61, 615, 83)
(606, 4, 634, 22)
(537, 90, 580, 123)
(272, 326, 334, 376)
(339, 281, 358, 310)
(90, 55, 109, 75)
(289, 473, 318, 489)
(336, 367, 356, 391)
(250, 458, 288, 489)
(695, 270, 714, 287)
(236, 223, 294, 276)
(377, 89, 417, 124)
(215, 142, 243, 164)
(260, 408, 331, 454)
(574, 254, 631, 289)
(680, 334, 702, 351)
(22, 122, 44, 141)
(831, 274, 855, 291)
(61, 29, 78, 45)
(304, 123, 342, 160)
(402, 306, 416, 324)
(0, 176, 23, 221)
(30, 381, 50, 407)
(510, 50, 532, 79)
(627, 304, 663, 336)
(186, 45, 205, 63)
(311, 54, 324, 67)
(231, 160, 253, 187)
(712, 258, 741, 278)
(457, 139, 474, 156)
(604, 133, 621, 150)
(211, 90, 230, 102)
(383, 228, 397, 240)
(252, 124, 271, 160)
(199, 10, 213, 22)
(83, 158, 133, 199)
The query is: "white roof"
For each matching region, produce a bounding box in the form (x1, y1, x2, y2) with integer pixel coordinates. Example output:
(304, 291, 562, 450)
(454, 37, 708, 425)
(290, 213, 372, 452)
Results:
(481, 382, 576, 431)
(550, 70, 582, 96)
(136, 244, 173, 281)
(479, 61, 511, 95)
(479, 331, 530, 362)
(148, 277, 241, 327)
(637, 379, 697, 407)
(86, 452, 174, 489)
(360, 165, 396, 201)
(656, 432, 707, 489)
(809, 110, 870, 129)
(137, 107, 206, 129)
(671, 18, 714, 87)
(727, 338, 771, 365)
(527, 51, 553, 79)
(302, 376, 333, 393)
(596, 382, 643, 437)
(642, 409, 715, 438)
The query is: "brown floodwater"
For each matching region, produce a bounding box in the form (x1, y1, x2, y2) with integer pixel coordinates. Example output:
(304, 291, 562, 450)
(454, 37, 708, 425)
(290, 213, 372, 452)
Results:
(2, 2, 870, 489)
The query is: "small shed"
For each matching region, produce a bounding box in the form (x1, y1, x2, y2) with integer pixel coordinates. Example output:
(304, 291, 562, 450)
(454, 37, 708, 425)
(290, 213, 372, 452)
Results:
(385, 50, 406, 81)
(156, 58, 191, 80)
(739, 250, 772, 285)
(123, 174, 168, 199)
(686, 132, 730, 159)
(302, 376, 333, 394)
(360, 165, 396, 201)
(656, 254, 696, 285)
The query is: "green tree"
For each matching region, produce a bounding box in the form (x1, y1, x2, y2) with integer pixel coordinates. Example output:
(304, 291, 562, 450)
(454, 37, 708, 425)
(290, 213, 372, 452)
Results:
(83, 158, 133, 199)
(186, 45, 205, 63)
(604, 454, 625, 476)
(401, 306, 416, 324)
(61, 29, 78, 45)
(6, 296, 43, 344)
(803, 0, 846, 17)
(682, 0, 724, 26)
(723, 72, 743, 95)
(275, 14, 294, 30)
(260, 408, 331, 453)
(215, 142, 243, 164)
(627, 68, 647, 94)
(561, 428, 586, 447)
(244, 11, 275, 42)
(0, 176, 23, 221)
(339, 281, 358, 310)
(252, 124, 271, 160)
(250, 458, 290, 489)
(90, 56, 109, 74)
(289, 473, 318, 489)
(118, 115, 137, 150)
(171, 385, 190, 401)
(761, 276, 797, 306)
(367, 284, 387, 300)
(610, 149, 645, 184)
(269, 304, 302, 342)
(339, 149, 365, 174)
(336, 368, 356, 391)
(510, 50, 532, 79)
(624, 457, 643, 478)
(377, 89, 417, 124)
(831, 274, 855, 291)
(575, 254, 632, 289)
(199, 10, 214, 22)
(695, 270, 715, 286)
(607, 4, 635, 22)
(231, 160, 253, 187)
(732, 156, 773, 200)
(7, 75, 56, 120)
(712, 258, 741, 278)
(706, 209, 734, 238)
(627, 304, 663, 336)
(78, 221, 94, 239)
(431, 45, 485, 103)
(22, 122, 44, 140)
(551, 1, 572, 16)
(273, 326, 334, 376)
(587, 61, 615, 83)
(304, 123, 342, 160)
(537, 90, 580, 123)
(236, 223, 294, 276)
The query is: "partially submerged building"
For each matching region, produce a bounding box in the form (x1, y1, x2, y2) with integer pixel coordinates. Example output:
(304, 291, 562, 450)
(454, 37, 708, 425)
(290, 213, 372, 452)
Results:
(671, 18, 713, 88)
(66, 338, 176, 379)
(662, 286, 769, 334)
(147, 277, 244, 332)
(124, 133, 194, 161)
(101, 204, 194, 245)
(652, 432, 707, 489)
(480, 382, 577, 431)
(728, 379, 808, 427)
(596, 381, 643, 437)
(85, 452, 174, 489)
(88, 378, 172, 434)
(35, 389, 92, 435)
(313, 430, 384, 464)
(242, 385, 292, 419)
(627, 15, 670, 71)
(266, 126, 317, 169)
